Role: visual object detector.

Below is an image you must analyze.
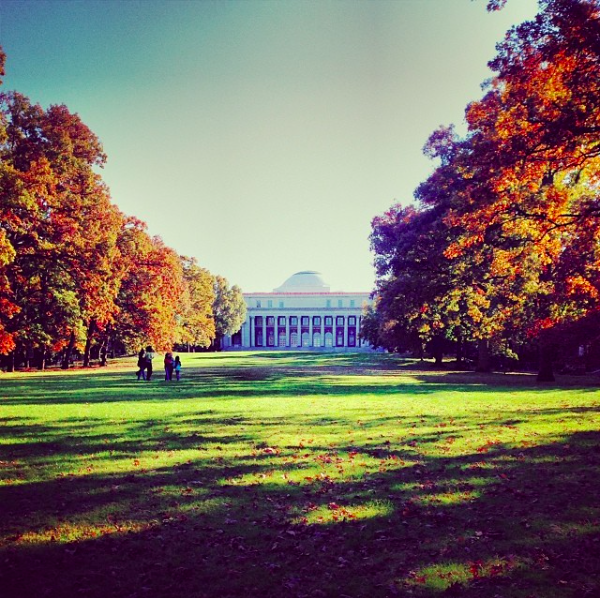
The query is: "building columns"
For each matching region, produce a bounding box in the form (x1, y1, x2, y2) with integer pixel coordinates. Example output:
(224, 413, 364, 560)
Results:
(344, 316, 348, 348)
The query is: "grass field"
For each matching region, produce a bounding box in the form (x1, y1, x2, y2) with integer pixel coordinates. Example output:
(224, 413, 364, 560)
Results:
(1, 351, 599, 598)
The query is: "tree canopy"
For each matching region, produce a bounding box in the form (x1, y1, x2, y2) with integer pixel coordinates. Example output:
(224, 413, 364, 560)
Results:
(212, 276, 247, 350)
(366, 0, 600, 379)
(0, 48, 242, 370)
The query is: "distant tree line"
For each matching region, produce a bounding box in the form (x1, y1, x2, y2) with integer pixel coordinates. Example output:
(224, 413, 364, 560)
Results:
(361, 0, 600, 381)
(0, 48, 245, 371)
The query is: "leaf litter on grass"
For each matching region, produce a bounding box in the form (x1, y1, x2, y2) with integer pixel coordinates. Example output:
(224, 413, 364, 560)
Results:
(0, 352, 599, 597)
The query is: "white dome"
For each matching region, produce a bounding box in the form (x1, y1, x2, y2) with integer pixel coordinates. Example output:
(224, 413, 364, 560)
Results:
(274, 271, 330, 293)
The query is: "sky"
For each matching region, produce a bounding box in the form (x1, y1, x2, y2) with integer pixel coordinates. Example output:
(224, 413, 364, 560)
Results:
(0, 0, 539, 293)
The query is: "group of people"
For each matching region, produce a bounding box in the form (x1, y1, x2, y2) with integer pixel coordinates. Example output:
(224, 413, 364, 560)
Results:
(136, 346, 182, 381)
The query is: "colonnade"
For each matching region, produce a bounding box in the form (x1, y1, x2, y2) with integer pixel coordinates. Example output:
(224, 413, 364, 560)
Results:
(241, 313, 363, 348)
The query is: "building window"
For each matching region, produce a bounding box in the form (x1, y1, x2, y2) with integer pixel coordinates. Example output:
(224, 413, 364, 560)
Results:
(313, 316, 321, 327)
(255, 329, 263, 347)
(326, 299, 331, 308)
(338, 299, 343, 308)
(256, 300, 262, 308)
(348, 316, 356, 326)
(336, 329, 344, 346)
(279, 301, 284, 308)
(267, 331, 275, 347)
(278, 316, 286, 326)
(348, 330, 356, 347)
(313, 332, 321, 347)
(324, 332, 333, 347)
(336, 316, 344, 326)
(290, 332, 299, 347)
(301, 316, 309, 327)
(278, 331, 286, 347)
(350, 300, 355, 308)
(324, 316, 332, 326)
(267, 316, 275, 326)
(301, 331, 309, 346)
(268, 300, 273, 308)
(255, 316, 263, 326)
(290, 316, 298, 326)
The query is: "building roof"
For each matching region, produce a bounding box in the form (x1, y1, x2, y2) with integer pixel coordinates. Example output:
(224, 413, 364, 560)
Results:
(273, 271, 331, 293)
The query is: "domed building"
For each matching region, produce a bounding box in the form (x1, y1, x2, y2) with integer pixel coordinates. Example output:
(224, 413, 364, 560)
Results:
(225, 271, 372, 350)
(274, 271, 331, 294)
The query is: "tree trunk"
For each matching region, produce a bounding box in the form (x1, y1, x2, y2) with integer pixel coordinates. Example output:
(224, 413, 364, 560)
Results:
(26, 344, 35, 369)
(99, 326, 110, 366)
(61, 330, 76, 369)
(7, 350, 16, 373)
(455, 332, 463, 365)
(213, 334, 223, 351)
(83, 320, 97, 367)
(99, 343, 108, 366)
(537, 342, 555, 382)
(476, 340, 492, 372)
(431, 335, 444, 366)
(38, 345, 47, 371)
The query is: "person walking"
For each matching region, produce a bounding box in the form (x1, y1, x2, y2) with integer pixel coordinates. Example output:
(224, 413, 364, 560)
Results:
(164, 352, 174, 381)
(174, 355, 182, 381)
(136, 347, 146, 380)
(145, 346, 155, 381)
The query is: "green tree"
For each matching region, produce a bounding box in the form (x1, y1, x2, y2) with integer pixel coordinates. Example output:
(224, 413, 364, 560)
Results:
(177, 256, 215, 349)
(212, 276, 246, 350)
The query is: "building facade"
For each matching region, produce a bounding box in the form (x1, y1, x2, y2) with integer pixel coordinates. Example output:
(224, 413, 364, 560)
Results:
(223, 271, 372, 350)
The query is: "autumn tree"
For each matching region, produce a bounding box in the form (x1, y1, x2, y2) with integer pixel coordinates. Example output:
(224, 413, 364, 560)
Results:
(0, 48, 191, 368)
(450, 0, 600, 379)
(0, 163, 20, 357)
(39, 104, 124, 368)
(370, 0, 600, 378)
(111, 217, 184, 353)
(367, 204, 451, 361)
(0, 86, 126, 369)
(368, 132, 511, 367)
(0, 94, 81, 368)
(0, 46, 232, 368)
(417, 126, 554, 371)
(0, 46, 19, 356)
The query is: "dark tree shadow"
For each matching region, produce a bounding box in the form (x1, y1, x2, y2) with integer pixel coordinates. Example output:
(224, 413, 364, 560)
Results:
(1, 353, 599, 597)
(1, 423, 599, 597)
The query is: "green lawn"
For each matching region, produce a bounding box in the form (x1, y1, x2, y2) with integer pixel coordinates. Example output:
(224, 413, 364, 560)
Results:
(1, 352, 599, 598)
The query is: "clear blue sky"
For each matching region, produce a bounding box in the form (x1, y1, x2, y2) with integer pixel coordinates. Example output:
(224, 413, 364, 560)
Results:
(0, 0, 538, 293)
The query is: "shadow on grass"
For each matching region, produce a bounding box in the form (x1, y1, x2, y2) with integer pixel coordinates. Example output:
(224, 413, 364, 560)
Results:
(1, 421, 599, 598)
(2, 352, 598, 407)
(1, 352, 599, 597)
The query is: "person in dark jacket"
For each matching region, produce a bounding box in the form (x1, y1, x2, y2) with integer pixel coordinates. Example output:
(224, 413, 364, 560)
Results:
(145, 346, 155, 381)
(136, 348, 146, 380)
(164, 352, 174, 381)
